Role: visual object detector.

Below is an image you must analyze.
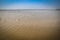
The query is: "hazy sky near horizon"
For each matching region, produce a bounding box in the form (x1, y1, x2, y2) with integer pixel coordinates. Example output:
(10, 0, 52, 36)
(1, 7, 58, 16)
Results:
(0, 0, 60, 9)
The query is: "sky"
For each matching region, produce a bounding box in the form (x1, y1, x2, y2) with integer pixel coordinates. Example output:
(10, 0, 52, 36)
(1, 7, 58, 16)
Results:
(0, 0, 60, 9)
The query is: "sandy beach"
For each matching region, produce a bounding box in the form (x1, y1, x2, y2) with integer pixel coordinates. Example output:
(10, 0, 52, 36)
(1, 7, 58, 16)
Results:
(0, 10, 59, 40)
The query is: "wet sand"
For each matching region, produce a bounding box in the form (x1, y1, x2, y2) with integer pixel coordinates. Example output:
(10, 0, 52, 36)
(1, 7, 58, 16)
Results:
(0, 10, 59, 40)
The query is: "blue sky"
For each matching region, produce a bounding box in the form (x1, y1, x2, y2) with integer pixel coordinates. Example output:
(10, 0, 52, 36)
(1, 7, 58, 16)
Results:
(0, 0, 60, 9)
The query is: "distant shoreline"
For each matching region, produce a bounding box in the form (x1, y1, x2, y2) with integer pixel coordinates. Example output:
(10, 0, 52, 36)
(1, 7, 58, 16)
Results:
(0, 9, 60, 11)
